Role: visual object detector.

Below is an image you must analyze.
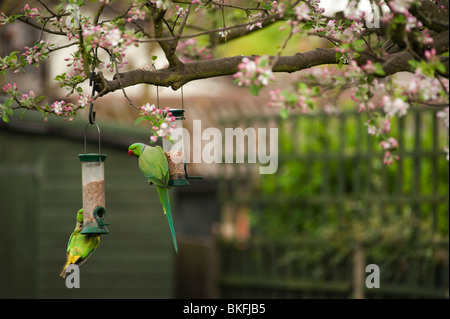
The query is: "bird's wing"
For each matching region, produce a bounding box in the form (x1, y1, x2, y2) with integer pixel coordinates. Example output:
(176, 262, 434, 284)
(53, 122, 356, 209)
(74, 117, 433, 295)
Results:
(69, 234, 100, 262)
(139, 146, 169, 188)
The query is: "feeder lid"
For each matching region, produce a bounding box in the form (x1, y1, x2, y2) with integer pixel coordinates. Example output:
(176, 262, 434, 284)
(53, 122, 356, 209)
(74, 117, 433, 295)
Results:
(79, 154, 108, 162)
(169, 109, 185, 118)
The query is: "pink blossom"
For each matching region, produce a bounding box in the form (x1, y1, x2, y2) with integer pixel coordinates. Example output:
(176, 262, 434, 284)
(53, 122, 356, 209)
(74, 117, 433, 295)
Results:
(382, 151, 399, 165)
(233, 55, 274, 90)
(295, 3, 311, 21)
(51, 101, 64, 115)
(380, 137, 399, 150)
(437, 107, 449, 128)
(388, 0, 414, 14)
(383, 96, 409, 118)
(424, 48, 437, 61)
(352, 21, 365, 34)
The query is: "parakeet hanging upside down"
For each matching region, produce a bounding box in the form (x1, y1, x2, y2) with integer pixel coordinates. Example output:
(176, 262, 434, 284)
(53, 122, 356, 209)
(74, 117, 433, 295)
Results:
(60, 208, 100, 278)
(128, 143, 178, 253)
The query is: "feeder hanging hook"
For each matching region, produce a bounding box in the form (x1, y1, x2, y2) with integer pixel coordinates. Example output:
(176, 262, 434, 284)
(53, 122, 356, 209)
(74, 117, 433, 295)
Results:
(89, 71, 97, 125)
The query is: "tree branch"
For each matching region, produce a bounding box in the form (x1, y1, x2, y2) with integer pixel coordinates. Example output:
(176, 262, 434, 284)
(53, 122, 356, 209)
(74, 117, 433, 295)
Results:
(410, 0, 449, 33)
(17, 16, 67, 36)
(146, 2, 183, 69)
(98, 48, 338, 94)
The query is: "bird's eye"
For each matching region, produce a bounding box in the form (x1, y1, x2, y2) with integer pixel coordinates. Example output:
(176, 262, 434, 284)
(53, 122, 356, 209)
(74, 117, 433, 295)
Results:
(134, 147, 137, 149)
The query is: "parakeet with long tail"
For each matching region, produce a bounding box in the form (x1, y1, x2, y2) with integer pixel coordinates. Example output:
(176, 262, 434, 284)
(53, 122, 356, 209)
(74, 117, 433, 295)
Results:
(128, 143, 178, 253)
(60, 208, 100, 278)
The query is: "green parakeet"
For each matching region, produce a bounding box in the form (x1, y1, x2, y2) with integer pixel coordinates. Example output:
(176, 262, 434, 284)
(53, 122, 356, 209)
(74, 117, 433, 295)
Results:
(60, 208, 100, 278)
(128, 143, 178, 253)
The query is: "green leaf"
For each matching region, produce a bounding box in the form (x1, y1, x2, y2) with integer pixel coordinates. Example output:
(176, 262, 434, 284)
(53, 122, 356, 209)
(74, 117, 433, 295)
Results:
(302, 21, 314, 31)
(283, 90, 298, 105)
(2, 113, 9, 123)
(408, 60, 419, 71)
(249, 84, 261, 96)
(134, 117, 144, 126)
(280, 108, 289, 119)
(20, 109, 27, 119)
(55, 73, 67, 81)
(436, 62, 447, 74)
(373, 62, 386, 76)
(394, 15, 406, 24)
(54, 2, 65, 11)
(311, 86, 320, 96)
(352, 39, 365, 52)
(258, 2, 273, 10)
(298, 82, 308, 92)
(35, 95, 46, 103)
(4, 98, 12, 107)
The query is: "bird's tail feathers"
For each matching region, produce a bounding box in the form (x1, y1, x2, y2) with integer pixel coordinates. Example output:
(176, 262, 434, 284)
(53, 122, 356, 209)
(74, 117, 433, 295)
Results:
(60, 253, 81, 278)
(156, 186, 178, 253)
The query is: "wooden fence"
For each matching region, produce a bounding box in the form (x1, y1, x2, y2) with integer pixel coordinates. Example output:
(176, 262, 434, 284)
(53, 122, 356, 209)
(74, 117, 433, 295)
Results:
(216, 107, 449, 298)
(217, 239, 448, 299)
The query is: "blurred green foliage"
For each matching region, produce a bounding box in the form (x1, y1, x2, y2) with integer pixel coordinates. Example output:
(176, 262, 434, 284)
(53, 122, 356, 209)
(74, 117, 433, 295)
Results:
(215, 21, 322, 58)
(250, 108, 449, 262)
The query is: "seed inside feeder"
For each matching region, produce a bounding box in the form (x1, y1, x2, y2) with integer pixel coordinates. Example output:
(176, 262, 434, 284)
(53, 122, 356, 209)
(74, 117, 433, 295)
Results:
(82, 179, 105, 227)
(165, 150, 185, 180)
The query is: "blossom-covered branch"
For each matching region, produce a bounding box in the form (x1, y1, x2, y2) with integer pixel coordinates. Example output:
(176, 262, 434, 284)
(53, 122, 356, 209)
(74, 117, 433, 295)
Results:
(0, 0, 448, 159)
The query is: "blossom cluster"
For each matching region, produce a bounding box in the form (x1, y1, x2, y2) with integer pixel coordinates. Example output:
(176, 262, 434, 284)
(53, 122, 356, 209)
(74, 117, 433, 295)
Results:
(218, 28, 231, 39)
(1, 82, 88, 122)
(380, 137, 400, 165)
(64, 51, 85, 76)
(20, 4, 41, 19)
(150, 0, 172, 10)
(269, 1, 286, 16)
(405, 70, 443, 101)
(268, 82, 319, 116)
(2, 82, 18, 96)
(382, 96, 410, 118)
(0, 12, 9, 26)
(82, 25, 123, 51)
(176, 39, 213, 63)
(135, 103, 178, 143)
(388, 0, 415, 14)
(127, 4, 146, 22)
(50, 100, 72, 118)
(233, 56, 275, 96)
(81, 24, 140, 72)
(48, 92, 89, 121)
(0, 40, 53, 75)
(2, 83, 43, 112)
(23, 40, 52, 67)
(175, 5, 189, 18)
(437, 107, 449, 129)
(247, 12, 265, 31)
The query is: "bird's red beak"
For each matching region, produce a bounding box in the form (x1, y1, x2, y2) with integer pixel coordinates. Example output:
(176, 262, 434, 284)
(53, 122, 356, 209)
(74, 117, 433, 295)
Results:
(128, 150, 135, 157)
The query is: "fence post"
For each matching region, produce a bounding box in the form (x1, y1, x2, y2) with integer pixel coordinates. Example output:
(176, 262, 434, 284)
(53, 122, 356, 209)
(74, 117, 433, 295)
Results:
(208, 223, 221, 298)
(353, 243, 365, 299)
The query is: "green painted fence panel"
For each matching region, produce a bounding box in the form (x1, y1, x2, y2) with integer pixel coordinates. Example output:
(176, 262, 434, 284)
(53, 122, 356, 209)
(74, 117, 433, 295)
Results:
(0, 123, 175, 298)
